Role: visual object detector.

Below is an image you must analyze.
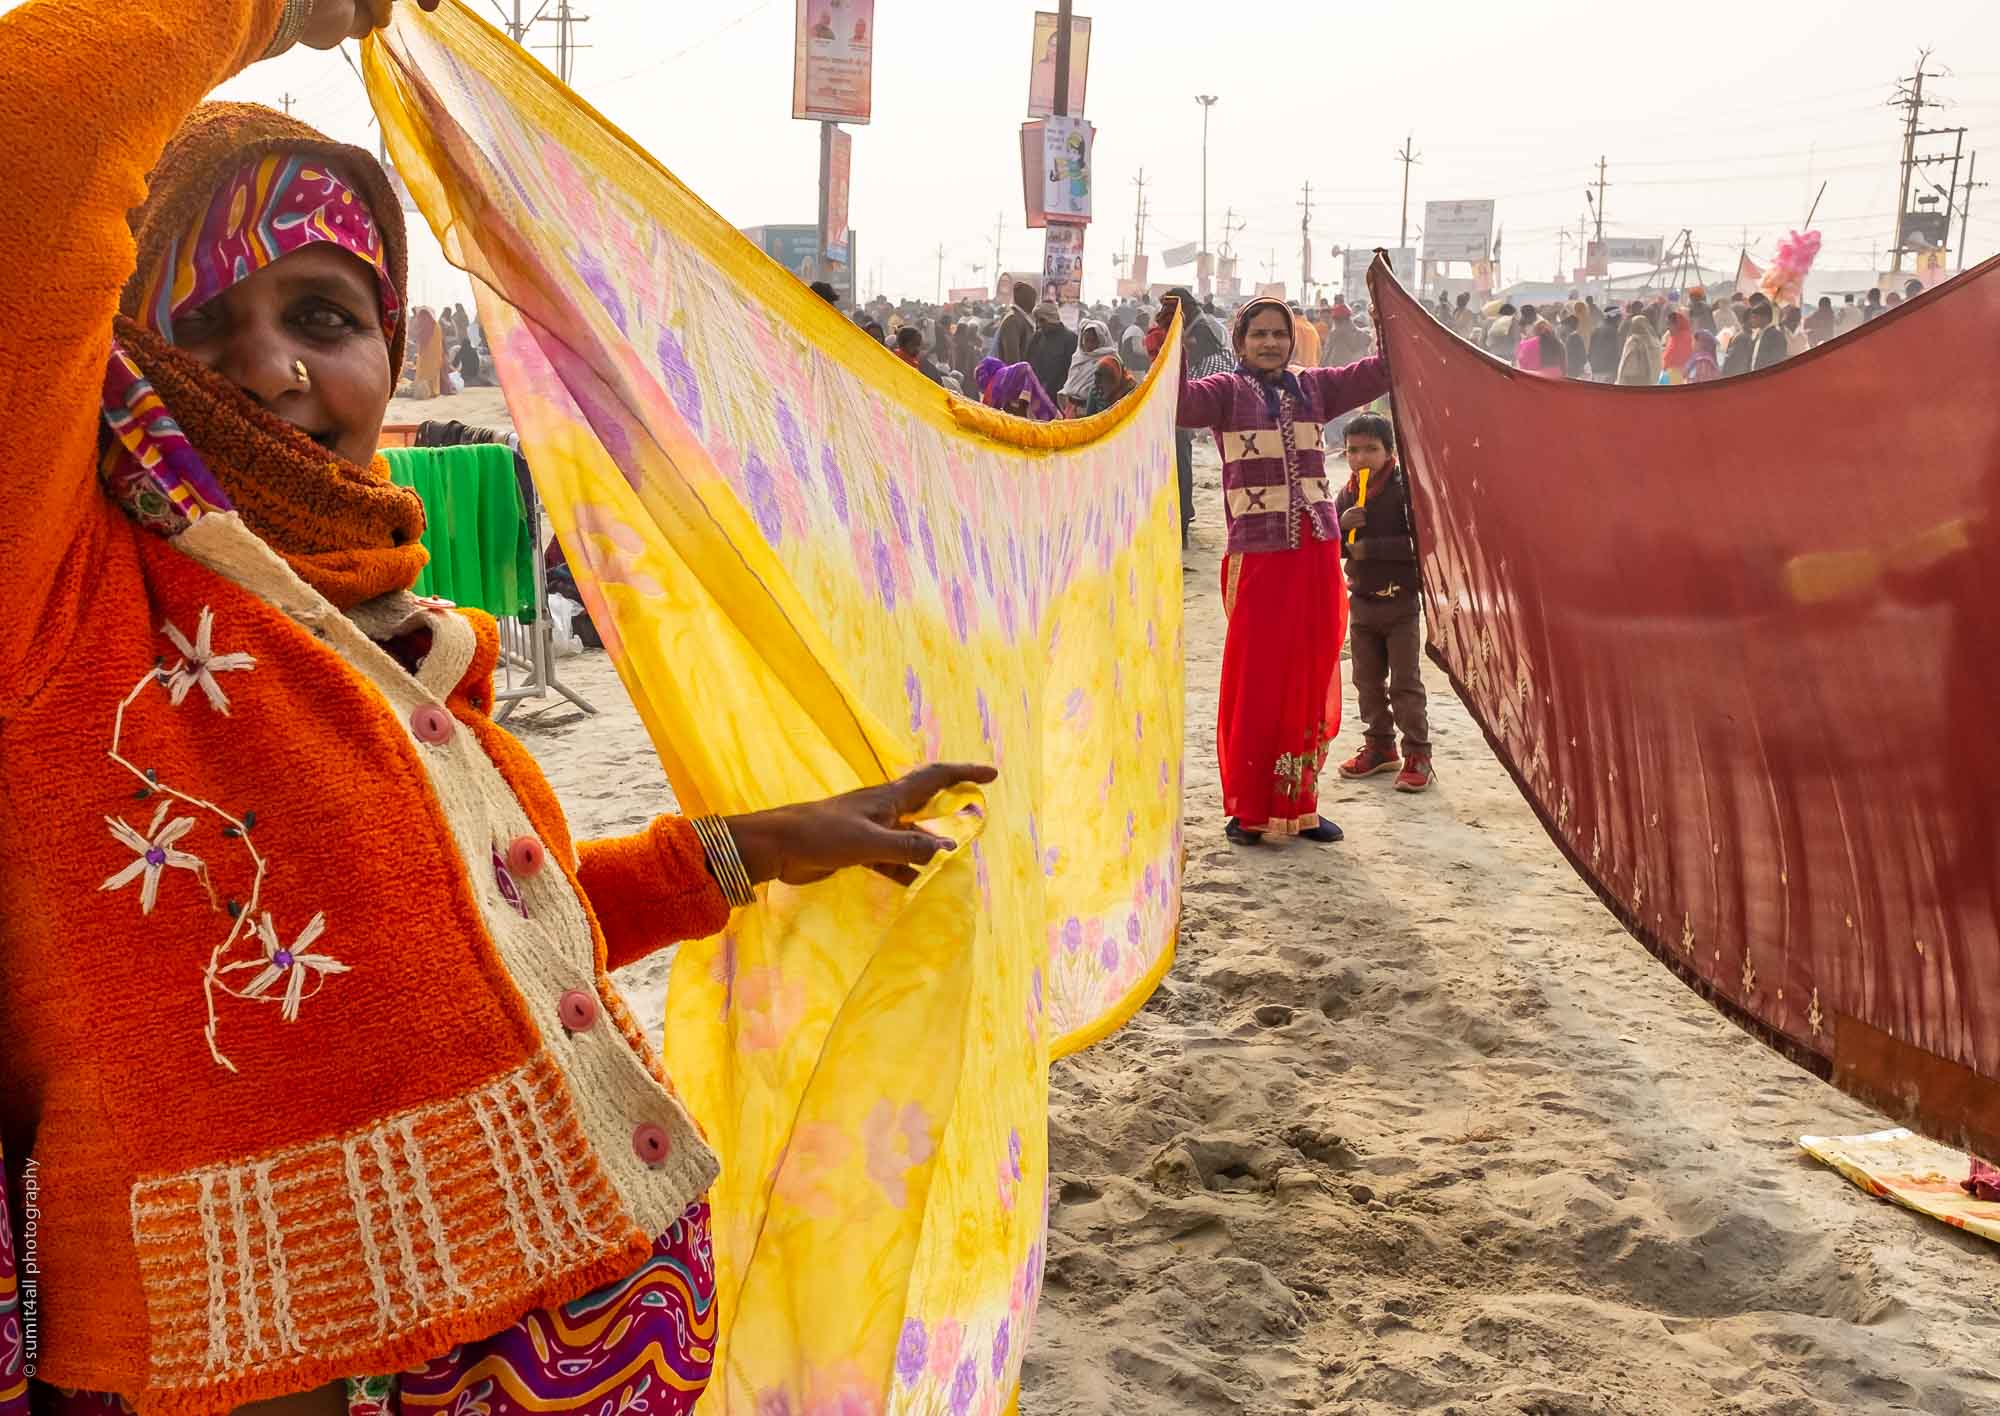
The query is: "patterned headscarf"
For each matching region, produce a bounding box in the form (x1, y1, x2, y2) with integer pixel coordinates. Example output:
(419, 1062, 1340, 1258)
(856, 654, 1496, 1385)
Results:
(133, 152, 402, 343)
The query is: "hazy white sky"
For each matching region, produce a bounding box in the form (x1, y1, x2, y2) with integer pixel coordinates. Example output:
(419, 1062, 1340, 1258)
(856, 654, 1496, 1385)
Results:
(13, 0, 2000, 305)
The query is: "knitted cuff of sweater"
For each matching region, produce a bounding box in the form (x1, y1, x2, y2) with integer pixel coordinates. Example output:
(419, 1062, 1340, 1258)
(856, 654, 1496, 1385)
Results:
(576, 815, 733, 971)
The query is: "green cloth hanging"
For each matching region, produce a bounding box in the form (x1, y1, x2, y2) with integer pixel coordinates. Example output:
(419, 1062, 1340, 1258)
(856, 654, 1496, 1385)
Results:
(383, 444, 535, 621)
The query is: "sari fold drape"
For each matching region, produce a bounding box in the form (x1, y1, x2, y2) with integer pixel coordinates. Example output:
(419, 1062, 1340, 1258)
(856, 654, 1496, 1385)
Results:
(364, 7, 1183, 1412)
(1373, 253, 2000, 1159)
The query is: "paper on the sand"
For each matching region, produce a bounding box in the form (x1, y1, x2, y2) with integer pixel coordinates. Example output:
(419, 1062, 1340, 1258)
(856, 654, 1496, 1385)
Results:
(1800, 1129, 2000, 1244)
(364, 6, 1183, 1411)
(1370, 251, 2000, 1164)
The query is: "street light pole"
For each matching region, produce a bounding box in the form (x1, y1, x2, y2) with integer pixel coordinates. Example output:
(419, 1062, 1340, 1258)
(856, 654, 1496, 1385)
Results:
(1196, 95, 1218, 300)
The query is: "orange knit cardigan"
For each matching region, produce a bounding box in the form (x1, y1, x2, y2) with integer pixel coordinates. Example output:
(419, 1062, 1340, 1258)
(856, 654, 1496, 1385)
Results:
(0, 2, 731, 1411)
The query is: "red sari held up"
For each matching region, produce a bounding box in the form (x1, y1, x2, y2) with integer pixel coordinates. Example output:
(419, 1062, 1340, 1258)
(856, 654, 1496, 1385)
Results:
(1217, 511, 1349, 834)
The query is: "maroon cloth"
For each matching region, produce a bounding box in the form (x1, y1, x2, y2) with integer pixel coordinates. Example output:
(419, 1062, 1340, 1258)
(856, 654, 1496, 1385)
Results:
(1372, 253, 2000, 1160)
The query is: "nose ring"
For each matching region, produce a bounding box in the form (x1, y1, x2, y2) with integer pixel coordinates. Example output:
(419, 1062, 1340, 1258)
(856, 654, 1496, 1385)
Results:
(292, 359, 311, 389)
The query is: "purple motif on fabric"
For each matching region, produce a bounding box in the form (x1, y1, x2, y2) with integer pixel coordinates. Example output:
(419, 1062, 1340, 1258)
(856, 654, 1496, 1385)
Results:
(949, 1358, 978, 1416)
(572, 247, 628, 335)
(743, 452, 783, 545)
(886, 479, 912, 547)
(774, 400, 810, 482)
(657, 328, 704, 435)
(918, 512, 939, 581)
(820, 446, 850, 525)
(394, 1200, 716, 1415)
(871, 533, 897, 612)
(991, 1319, 1011, 1379)
(895, 1319, 928, 1386)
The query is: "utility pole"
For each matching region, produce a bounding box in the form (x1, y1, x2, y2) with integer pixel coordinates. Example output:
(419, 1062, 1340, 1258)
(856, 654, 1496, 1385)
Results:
(1196, 95, 1219, 300)
(991, 212, 1005, 292)
(1395, 135, 1421, 251)
(1889, 53, 1933, 273)
(1221, 208, 1246, 259)
(1131, 167, 1149, 275)
(1299, 181, 1315, 300)
(1262, 249, 1277, 285)
(1053, 0, 1073, 115)
(1583, 155, 1609, 274)
(1556, 227, 1569, 281)
(279, 92, 297, 116)
(936, 243, 945, 304)
(1959, 152, 1986, 273)
(494, 1, 589, 83)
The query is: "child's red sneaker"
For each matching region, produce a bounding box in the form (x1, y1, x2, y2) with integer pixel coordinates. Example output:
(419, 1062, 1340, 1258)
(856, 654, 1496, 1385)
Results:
(1339, 743, 1401, 779)
(1394, 754, 1434, 793)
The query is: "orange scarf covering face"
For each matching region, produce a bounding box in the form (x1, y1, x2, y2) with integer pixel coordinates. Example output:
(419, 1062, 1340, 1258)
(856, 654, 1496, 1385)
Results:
(111, 321, 428, 608)
(106, 103, 426, 609)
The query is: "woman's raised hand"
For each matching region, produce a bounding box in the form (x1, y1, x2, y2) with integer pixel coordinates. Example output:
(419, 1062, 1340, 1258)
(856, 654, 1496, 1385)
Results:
(302, 0, 441, 50)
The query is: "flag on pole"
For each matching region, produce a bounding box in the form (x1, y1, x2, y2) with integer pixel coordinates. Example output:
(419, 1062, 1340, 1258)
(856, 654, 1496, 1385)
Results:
(1163, 241, 1199, 268)
(1735, 250, 1763, 298)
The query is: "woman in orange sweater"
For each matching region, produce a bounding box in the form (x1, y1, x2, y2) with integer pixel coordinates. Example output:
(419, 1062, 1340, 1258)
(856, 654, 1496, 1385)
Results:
(0, 2, 991, 1413)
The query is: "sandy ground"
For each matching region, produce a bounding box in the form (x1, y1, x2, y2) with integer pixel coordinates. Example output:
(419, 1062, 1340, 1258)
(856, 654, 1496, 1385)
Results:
(482, 425, 2000, 1415)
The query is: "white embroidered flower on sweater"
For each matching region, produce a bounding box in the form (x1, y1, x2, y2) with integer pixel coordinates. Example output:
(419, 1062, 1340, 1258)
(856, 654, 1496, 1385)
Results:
(101, 802, 205, 914)
(161, 607, 256, 713)
(224, 912, 348, 1021)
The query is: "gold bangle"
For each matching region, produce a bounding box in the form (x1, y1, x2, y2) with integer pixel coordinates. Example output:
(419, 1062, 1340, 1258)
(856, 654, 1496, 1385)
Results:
(690, 816, 756, 909)
(261, 0, 314, 60)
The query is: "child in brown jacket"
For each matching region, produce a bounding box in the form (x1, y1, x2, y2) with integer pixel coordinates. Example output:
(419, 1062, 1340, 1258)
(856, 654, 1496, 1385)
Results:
(1333, 414, 1433, 792)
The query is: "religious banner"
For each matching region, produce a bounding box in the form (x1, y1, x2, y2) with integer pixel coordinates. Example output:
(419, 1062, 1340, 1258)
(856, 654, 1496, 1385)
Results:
(792, 0, 874, 124)
(369, 7, 1184, 1413)
(1371, 250, 2000, 1163)
(1130, 252, 1149, 287)
(1027, 10, 1091, 118)
(947, 286, 989, 303)
(821, 124, 851, 263)
(1042, 115, 1093, 224)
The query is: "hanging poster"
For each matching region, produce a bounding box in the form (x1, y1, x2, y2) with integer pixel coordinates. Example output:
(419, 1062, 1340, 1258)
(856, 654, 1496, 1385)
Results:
(792, 0, 875, 124)
(821, 125, 852, 262)
(1027, 11, 1091, 118)
(1044, 222, 1085, 303)
(1043, 115, 1093, 224)
(1162, 241, 1199, 268)
(1020, 121, 1046, 229)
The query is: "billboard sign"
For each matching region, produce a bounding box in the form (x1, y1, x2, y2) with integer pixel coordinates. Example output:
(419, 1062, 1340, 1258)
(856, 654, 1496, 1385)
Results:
(1589, 236, 1665, 266)
(1422, 199, 1495, 262)
(793, 0, 875, 124)
(1027, 12, 1091, 118)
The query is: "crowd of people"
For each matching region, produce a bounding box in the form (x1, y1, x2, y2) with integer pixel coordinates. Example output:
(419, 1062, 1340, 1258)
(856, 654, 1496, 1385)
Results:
(1432, 276, 1928, 385)
(397, 300, 493, 398)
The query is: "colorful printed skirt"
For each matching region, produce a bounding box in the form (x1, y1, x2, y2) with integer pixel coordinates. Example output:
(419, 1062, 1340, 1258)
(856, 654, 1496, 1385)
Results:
(1216, 525, 1348, 835)
(12, 1195, 715, 1416)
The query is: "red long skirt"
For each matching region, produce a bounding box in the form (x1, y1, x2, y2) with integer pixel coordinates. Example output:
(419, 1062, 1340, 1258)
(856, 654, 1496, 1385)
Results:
(1217, 527, 1348, 835)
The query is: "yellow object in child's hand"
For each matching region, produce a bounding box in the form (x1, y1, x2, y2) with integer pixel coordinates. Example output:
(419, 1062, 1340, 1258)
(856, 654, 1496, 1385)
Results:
(1349, 467, 1371, 544)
